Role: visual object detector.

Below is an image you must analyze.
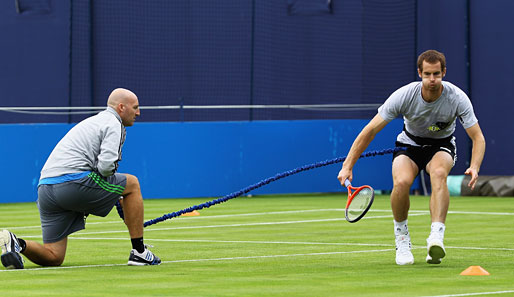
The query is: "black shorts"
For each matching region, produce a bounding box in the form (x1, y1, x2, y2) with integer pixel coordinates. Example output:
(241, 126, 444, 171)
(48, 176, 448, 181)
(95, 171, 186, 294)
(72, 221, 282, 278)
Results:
(393, 139, 456, 173)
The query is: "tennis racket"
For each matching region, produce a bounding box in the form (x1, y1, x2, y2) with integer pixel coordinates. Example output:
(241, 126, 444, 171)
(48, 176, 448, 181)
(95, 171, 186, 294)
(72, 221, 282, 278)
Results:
(344, 179, 375, 223)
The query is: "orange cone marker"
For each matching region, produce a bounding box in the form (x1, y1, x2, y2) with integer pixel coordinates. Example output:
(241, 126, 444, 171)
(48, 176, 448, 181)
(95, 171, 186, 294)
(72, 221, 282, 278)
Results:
(180, 210, 200, 217)
(460, 266, 490, 276)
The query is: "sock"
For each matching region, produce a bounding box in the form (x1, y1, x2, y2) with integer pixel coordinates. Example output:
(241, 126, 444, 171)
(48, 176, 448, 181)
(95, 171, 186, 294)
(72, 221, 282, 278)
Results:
(131, 237, 145, 253)
(431, 222, 445, 239)
(18, 238, 27, 253)
(394, 219, 409, 236)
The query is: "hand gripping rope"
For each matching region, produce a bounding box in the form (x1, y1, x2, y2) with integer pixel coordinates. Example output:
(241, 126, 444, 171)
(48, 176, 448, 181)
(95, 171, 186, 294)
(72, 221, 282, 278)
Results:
(115, 147, 402, 227)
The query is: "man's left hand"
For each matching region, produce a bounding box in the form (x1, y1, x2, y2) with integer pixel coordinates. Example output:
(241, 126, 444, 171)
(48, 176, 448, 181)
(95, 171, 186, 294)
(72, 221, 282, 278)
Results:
(464, 168, 479, 190)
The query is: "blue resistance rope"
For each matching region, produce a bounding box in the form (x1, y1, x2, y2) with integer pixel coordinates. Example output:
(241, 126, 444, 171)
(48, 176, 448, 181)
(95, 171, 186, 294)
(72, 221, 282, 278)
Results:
(115, 147, 401, 228)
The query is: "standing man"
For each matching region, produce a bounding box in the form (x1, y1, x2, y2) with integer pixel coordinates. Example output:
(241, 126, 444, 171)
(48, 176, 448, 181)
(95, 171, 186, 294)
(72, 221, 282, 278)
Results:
(337, 50, 485, 265)
(1, 88, 161, 269)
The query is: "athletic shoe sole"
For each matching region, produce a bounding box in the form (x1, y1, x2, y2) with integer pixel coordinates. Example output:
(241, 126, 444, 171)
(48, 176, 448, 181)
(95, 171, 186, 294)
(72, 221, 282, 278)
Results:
(127, 260, 161, 266)
(396, 259, 414, 265)
(127, 260, 149, 266)
(1, 252, 24, 269)
(426, 242, 446, 264)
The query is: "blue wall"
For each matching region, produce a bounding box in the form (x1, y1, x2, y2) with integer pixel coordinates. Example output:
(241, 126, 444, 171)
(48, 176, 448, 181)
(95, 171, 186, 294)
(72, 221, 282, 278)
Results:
(0, 119, 403, 203)
(0, 0, 512, 202)
(416, 0, 514, 175)
(0, 1, 70, 123)
(417, 0, 471, 175)
(468, 1, 514, 176)
(1, 0, 416, 123)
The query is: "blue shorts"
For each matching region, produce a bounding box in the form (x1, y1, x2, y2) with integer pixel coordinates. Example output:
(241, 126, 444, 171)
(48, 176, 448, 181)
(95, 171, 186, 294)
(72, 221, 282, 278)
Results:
(37, 172, 127, 243)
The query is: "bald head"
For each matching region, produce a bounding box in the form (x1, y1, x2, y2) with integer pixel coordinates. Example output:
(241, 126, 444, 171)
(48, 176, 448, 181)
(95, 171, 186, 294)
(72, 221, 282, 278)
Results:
(107, 88, 137, 108)
(107, 88, 140, 126)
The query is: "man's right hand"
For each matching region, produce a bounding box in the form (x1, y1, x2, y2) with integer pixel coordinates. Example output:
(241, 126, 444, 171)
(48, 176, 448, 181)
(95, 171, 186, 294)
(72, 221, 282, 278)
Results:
(337, 167, 352, 187)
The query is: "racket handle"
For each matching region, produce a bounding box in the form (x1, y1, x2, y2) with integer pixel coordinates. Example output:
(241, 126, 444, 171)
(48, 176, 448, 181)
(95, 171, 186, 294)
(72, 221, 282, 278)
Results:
(344, 179, 351, 187)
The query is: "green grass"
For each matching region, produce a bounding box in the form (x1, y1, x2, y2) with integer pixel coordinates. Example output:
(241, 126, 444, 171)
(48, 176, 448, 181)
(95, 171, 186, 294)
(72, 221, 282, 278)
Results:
(1, 194, 513, 297)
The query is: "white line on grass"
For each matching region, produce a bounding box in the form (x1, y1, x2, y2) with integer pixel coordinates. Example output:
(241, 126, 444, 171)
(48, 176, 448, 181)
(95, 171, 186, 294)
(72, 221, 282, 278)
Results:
(444, 246, 514, 251)
(18, 213, 426, 238)
(66, 237, 514, 251)
(0, 248, 394, 272)
(420, 290, 514, 297)
(0, 208, 351, 230)
(70, 236, 395, 247)
(448, 211, 514, 216)
(4, 208, 513, 231)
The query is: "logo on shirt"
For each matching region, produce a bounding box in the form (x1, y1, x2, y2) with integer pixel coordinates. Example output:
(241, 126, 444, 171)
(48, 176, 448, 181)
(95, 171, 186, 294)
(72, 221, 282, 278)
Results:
(427, 122, 450, 132)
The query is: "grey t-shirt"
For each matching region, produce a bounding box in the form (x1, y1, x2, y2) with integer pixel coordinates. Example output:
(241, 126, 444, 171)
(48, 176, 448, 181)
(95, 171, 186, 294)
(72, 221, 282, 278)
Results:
(378, 81, 478, 146)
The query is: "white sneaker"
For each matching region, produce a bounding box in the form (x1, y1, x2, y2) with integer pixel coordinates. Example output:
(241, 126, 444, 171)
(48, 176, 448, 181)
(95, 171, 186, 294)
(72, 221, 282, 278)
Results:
(127, 246, 161, 266)
(0, 230, 24, 269)
(426, 235, 446, 264)
(395, 233, 414, 265)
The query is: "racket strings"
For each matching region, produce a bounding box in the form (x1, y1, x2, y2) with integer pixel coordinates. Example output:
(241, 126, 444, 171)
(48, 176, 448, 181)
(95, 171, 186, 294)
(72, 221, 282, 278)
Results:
(347, 188, 374, 221)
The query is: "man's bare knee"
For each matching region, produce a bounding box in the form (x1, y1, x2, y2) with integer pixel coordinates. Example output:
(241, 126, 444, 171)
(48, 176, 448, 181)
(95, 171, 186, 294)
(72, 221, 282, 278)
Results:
(393, 177, 413, 193)
(429, 167, 449, 182)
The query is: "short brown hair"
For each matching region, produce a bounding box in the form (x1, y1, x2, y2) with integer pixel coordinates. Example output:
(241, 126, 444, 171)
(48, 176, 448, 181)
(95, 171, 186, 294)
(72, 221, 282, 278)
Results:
(417, 50, 446, 71)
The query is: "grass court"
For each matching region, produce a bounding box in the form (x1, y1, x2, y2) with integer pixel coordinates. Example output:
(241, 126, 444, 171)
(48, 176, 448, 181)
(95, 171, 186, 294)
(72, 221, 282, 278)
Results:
(1, 193, 513, 296)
